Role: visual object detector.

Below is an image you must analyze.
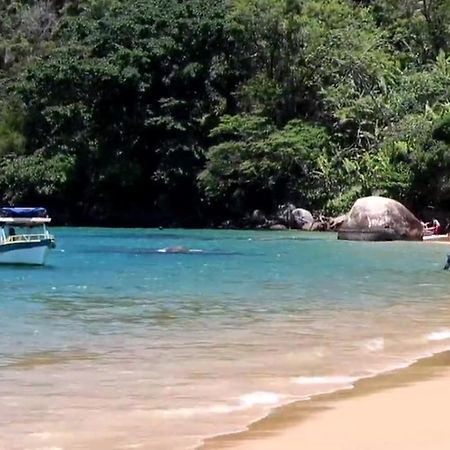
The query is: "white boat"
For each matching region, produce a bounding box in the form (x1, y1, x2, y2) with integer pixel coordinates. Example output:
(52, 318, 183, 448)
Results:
(0, 207, 55, 265)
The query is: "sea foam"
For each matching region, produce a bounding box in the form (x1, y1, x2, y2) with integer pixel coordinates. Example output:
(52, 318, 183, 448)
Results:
(427, 330, 450, 341)
(238, 391, 281, 408)
(161, 391, 283, 418)
(293, 375, 357, 385)
(364, 337, 385, 352)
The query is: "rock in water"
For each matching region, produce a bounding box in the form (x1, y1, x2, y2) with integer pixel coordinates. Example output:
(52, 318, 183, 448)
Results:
(250, 209, 267, 226)
(338, 196, 423, 241)
(164, 246, 191, 253)
(276, 203, 296, 226)
(329, 214, 347, 230)
(275, 204, 314, 229)
(270, 224, 287, 230)
(310, 220, 328, 231)
(291, 208, 314, 230)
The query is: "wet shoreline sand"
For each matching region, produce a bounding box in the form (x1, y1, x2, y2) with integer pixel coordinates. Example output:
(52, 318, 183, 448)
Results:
(203, 350, 450, 449)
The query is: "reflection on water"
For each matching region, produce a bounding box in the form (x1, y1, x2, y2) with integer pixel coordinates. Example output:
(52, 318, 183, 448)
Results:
(1, 228, 450, 449)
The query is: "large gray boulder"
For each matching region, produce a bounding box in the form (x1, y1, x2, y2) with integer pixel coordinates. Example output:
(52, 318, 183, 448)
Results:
(338, 196, 423, 241)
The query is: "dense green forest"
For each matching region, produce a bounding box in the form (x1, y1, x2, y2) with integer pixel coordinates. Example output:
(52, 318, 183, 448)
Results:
(2, 0, 450, 226)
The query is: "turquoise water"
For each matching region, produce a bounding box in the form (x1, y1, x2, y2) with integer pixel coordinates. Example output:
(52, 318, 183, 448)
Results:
(1, 228, 450, 449)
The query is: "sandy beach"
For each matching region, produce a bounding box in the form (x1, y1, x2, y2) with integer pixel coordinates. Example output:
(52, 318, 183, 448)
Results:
(205, 351, 450, 450)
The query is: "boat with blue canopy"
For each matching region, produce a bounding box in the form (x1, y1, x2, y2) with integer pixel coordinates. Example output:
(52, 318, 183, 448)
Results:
(0, 207, 55, 265)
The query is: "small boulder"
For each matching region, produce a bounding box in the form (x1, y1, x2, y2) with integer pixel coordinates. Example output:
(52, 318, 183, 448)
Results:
(250, 209, 267, 226)
(220, 220, 235, 229)
(310, 221, 328, 231)
(338, 196, 423, 241)
(329, 214, 347, 230)
(270, 224, 287, 230)
(276, 203, 296, 226)
(291, 208, 314, 230)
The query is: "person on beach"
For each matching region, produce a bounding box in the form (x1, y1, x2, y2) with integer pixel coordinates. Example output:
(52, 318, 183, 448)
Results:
(423, 219, 442, 235)
(443, 253, 450, 270)
(433, 219, 442, 234)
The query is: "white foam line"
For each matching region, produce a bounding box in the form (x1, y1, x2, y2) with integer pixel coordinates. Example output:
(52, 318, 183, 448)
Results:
(364, 337, 385, 352)
(427, 330, 450, 341)
(192, 395, 308, 450)
(293, 376, 357, 385)
(161, 391, 285, 418)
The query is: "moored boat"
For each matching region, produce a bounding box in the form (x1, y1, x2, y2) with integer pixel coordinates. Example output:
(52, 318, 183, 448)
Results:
(0, 207, 55, 265)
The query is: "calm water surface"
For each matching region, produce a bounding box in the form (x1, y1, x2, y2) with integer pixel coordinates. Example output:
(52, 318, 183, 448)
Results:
(1, 228, 450, 449)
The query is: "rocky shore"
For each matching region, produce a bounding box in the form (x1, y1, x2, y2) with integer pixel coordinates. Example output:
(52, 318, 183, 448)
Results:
(220, 196, 445, 242)
(219, 203, 344, 232)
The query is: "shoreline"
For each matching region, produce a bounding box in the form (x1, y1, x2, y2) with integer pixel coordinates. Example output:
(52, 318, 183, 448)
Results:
(202, 349, 450, 449)
(423, 236, 450, 244)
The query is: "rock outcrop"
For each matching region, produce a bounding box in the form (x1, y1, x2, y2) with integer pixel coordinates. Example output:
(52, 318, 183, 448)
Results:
(250, 209, 268, 227)
(329, 214, 347, 230)
(275, 204, 314, 229)
(276, 203, 296, 226)
(338, 196, 423, 241)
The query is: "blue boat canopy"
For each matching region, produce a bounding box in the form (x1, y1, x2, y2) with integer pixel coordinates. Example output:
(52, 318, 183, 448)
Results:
(0, 207, 48, 218)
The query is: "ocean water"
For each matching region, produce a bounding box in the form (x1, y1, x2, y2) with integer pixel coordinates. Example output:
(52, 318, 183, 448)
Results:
(1, 228, 450, 449)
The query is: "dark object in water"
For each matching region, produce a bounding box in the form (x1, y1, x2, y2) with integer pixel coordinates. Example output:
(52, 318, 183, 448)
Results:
(164, 246, 190, 253)
(444, 253, 450, 270)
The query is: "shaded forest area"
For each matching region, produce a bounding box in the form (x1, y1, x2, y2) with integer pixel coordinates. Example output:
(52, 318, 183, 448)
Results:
(2, 0, 450, 226)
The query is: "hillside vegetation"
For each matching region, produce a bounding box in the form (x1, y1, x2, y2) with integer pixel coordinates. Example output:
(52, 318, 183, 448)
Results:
(2, 0, 450, 225)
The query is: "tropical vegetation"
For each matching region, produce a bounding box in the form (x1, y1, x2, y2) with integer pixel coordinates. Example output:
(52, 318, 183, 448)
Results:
(2, 0, 450, 225)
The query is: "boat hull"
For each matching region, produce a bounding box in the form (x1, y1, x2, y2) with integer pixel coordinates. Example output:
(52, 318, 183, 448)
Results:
(0, 240, 51, 265)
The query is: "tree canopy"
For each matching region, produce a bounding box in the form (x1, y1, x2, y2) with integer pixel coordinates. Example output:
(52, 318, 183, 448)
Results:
(2, 0, 450, 225)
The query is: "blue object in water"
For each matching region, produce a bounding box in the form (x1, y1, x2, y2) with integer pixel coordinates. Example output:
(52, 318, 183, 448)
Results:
(444, 253, 450, 270)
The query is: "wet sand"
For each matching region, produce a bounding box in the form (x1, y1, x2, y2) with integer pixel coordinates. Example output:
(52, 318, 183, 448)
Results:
(204, 351, 450, 450)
